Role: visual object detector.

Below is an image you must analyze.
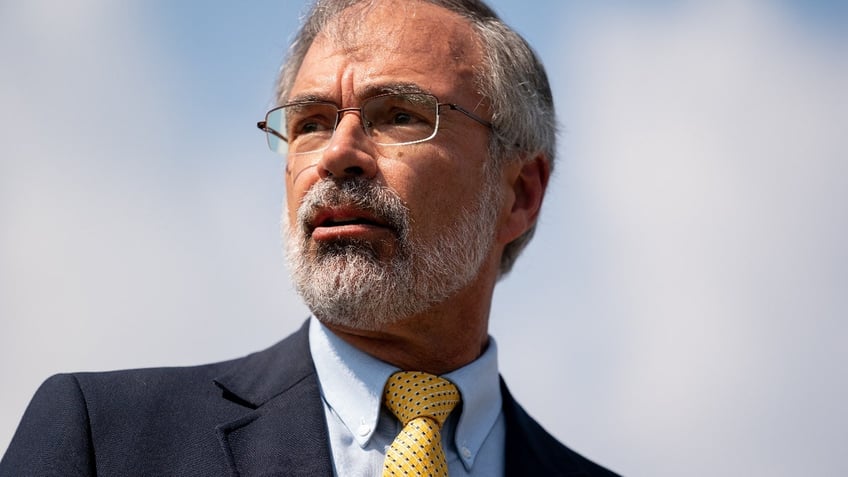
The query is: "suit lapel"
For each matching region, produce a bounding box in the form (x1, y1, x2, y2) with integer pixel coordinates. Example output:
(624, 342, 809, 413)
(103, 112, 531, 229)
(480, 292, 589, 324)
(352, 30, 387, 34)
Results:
(501, 379, 591, 477)
(213, 321, 334, 477)
(208, 323, 602, 476)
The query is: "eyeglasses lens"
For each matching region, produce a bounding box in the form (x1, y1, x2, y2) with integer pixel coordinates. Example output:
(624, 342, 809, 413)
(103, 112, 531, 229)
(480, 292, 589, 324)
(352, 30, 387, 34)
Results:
(263, 93, 439, 155)
(362, 94, 438, 146)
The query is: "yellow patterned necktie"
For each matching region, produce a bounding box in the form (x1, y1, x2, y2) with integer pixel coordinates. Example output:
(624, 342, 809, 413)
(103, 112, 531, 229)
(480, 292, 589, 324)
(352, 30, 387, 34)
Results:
(382, 371, 461, 477)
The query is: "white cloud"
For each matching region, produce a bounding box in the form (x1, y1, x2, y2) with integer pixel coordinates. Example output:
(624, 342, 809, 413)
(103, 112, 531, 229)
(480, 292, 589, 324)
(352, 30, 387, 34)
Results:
(0, 2, 305, 453)
(498, 0, 847, 475)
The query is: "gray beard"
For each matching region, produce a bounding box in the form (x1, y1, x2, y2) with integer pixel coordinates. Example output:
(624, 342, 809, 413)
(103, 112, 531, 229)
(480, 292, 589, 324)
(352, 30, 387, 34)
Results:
(285, 175, 500, 331)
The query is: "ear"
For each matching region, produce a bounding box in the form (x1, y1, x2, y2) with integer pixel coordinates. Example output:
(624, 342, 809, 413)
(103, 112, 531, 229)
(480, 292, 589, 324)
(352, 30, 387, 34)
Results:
(497, 153, 550, 245)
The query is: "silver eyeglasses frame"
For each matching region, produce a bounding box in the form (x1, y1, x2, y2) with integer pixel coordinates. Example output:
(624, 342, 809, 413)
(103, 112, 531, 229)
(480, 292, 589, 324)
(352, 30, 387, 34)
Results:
(256, 92, 493, 155)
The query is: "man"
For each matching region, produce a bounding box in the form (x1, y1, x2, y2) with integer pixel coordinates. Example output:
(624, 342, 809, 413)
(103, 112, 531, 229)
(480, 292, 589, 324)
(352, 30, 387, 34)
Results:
(1, 0, 619, 475)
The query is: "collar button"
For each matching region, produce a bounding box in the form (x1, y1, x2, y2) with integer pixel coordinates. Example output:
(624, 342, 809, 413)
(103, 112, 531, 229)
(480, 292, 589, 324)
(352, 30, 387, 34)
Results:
(461, 446, 473, 459)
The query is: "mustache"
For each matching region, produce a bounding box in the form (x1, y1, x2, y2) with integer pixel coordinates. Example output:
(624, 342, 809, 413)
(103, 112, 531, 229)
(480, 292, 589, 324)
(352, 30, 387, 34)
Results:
(297, 178, 410, 239)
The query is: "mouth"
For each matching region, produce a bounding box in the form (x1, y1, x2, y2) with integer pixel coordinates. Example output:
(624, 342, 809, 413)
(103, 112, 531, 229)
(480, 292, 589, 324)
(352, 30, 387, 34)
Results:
(307, 207, 396, 241)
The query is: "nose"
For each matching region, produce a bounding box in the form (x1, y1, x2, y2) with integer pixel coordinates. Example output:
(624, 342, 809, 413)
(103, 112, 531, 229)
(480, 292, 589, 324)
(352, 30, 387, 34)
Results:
(316, 110, 378, 180)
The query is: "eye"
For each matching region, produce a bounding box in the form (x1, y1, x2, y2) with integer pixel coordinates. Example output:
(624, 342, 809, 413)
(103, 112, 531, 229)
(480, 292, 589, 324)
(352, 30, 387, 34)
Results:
(298, 120, 327, 134)
(364, 94, 437, 129)
(390, 111, 416, 125)
(286, 108, 335, 139)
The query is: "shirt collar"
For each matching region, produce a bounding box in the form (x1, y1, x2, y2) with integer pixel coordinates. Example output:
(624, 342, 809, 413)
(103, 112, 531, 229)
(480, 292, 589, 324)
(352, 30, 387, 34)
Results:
(308, 316, 502, 470)
(309, 316, 397, 448)
(443, 341, 502, 469)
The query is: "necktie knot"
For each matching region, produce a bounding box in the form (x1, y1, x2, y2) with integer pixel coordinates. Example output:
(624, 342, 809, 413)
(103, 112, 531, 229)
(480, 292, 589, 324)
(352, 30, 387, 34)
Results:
(382, 371, 461, 477)
(383, 371, 460, 427)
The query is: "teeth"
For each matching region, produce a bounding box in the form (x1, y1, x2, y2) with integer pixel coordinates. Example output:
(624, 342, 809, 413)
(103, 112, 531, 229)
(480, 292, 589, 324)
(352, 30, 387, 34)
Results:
(322, 216, 375, 227)
(329, 217, 360, 225)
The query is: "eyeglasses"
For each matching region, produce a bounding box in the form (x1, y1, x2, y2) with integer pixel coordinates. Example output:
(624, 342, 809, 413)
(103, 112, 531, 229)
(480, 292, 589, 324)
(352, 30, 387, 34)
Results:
(257, 92, 492, 155)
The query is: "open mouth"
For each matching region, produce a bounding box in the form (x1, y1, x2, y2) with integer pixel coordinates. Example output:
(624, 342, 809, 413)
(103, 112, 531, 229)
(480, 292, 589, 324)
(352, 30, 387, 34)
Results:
(318, 216, 379, 227)
(307, 207, 395, 237)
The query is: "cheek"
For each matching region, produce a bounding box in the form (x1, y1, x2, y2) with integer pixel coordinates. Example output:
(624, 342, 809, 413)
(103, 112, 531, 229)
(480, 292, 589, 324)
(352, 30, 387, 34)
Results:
(385, 155, 489, 235)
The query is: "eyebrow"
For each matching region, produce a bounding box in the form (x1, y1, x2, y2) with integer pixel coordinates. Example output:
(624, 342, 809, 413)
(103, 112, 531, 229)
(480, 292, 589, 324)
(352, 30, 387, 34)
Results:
(358, 82, 428, 98)
(284, 92, 333, 104)
(285, 82, 431, 106)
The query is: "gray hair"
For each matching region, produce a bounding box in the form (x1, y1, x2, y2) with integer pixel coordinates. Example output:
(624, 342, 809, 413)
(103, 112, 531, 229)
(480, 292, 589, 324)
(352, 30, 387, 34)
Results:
(275, 0, 556, 276)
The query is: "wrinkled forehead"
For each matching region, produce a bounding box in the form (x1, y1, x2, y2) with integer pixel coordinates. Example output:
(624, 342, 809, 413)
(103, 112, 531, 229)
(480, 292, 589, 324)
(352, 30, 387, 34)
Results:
(318, 0, 482, 67)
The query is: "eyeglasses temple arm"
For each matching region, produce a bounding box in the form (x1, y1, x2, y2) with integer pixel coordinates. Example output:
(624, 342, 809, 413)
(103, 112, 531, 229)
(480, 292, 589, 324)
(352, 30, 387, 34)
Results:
(257, 121, 289, 143)
(442, 104, 493, 129)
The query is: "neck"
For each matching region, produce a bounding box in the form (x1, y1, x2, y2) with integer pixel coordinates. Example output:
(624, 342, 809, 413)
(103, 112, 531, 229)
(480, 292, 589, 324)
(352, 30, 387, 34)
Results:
(321, 266, 497, 375)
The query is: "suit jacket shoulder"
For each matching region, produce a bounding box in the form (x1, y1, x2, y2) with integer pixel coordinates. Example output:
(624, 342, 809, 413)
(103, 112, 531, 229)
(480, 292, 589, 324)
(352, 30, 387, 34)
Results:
(2, 321, 620, 476)
(0, 322, 333, 477)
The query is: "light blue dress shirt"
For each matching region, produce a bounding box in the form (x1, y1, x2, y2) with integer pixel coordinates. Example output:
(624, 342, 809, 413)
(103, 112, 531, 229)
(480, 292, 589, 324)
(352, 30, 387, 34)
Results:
(308, 316, 506, 476)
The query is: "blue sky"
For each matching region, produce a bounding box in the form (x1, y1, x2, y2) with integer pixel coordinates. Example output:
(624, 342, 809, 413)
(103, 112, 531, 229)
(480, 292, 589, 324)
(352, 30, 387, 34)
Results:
(1, 1, 845, 475)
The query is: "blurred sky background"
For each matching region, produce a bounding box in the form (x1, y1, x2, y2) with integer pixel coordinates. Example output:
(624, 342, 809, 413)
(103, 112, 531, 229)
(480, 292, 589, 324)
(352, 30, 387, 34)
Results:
(1, 1, 846, 475)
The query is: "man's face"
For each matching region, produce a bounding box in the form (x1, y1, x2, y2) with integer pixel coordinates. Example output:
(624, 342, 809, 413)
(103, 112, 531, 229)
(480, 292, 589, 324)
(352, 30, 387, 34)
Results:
(283, 1, 506, 329)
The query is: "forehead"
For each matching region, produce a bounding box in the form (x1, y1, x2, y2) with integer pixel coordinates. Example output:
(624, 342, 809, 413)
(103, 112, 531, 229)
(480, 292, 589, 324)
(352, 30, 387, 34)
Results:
(291, 0, 483, 101)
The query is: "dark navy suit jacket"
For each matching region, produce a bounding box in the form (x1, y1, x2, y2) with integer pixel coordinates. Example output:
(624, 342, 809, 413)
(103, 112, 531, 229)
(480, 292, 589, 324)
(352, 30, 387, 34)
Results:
(1, 321, 620, 476)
